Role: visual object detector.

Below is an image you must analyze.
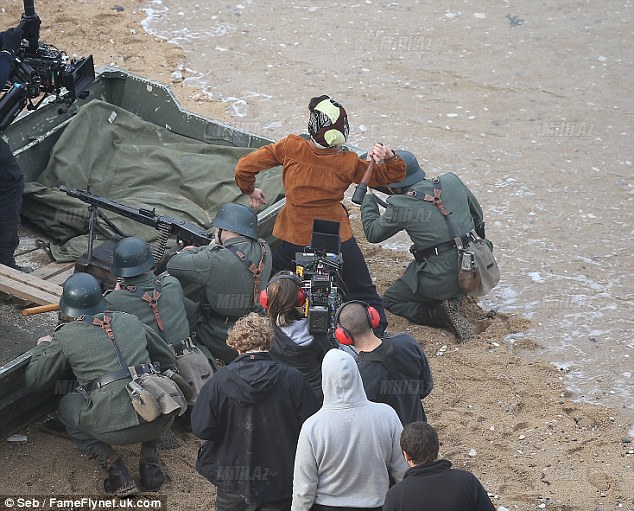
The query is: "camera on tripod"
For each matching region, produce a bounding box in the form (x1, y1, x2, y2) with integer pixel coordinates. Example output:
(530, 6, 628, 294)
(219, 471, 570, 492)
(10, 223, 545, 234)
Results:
(0, 0, 95, 132)
(295, 220, 346, 335)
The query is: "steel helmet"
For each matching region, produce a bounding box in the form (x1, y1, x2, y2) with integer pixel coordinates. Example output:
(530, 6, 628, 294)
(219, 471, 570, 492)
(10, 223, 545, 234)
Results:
(111, 237, 155, 277)
(213, 202, 258, 239)
(59, 272, 108, 318)
(389, 150, 426, 188)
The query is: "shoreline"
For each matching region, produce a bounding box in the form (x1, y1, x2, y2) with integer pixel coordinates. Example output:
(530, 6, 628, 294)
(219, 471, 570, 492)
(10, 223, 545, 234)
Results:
(1, 2, 633, 509)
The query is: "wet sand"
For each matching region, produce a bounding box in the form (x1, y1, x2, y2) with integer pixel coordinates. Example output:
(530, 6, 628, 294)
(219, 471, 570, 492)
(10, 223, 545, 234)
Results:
(0, 1, 633, 510)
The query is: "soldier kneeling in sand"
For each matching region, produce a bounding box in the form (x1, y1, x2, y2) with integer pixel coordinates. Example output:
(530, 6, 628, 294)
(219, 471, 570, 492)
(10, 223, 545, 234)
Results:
(25, 273, 179, 496)
(360, 150, 495, 341)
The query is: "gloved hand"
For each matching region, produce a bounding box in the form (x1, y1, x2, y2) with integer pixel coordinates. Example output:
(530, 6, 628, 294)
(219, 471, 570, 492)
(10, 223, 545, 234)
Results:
(2, 27, 24, 55)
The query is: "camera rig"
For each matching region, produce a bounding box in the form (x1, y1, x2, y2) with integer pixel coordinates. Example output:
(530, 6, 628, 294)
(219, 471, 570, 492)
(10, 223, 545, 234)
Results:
(295, 220, 347, 335)
(0, 0, 95, 132)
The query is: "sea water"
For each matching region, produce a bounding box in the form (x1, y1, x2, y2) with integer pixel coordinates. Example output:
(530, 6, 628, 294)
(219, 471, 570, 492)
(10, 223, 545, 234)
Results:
(140, 0, 634, 425)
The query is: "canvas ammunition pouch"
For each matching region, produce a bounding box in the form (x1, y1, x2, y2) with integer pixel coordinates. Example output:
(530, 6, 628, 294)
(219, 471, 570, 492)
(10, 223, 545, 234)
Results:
(411, 177, 499, 297)
(456, 235, 500, 297)
(170, 337, 216, 404)
(127, 366, 188, 422)
(80, 313, 187, 422)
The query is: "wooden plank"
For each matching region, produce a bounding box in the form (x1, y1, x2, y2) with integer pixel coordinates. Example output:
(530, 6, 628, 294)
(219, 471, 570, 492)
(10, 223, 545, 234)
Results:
(0, 278, 61, 305)
(47, 268, 75, 287)
(31, 262, 75, 280)
(0, 266, 65, 296)
(0, 266, 64, 305)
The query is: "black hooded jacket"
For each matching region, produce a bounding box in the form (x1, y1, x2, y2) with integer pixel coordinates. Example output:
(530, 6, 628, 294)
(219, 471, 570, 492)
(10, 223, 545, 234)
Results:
(192, 352, 319, 505)
(383, 459, 495, 511)
(270, 323, 337, 403)
(0, 36, 24, 224)
(356, 332, 433, 425)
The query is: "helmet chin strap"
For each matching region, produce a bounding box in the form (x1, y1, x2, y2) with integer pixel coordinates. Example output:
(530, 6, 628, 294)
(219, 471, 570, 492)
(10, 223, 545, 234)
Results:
(217, 228, 224, 246)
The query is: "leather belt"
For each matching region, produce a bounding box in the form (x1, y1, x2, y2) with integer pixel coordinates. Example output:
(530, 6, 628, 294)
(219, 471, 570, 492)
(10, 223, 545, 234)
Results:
(201, 303, 244, 322)
(81, 363, 155, 394)
(410, 232, 476, 262)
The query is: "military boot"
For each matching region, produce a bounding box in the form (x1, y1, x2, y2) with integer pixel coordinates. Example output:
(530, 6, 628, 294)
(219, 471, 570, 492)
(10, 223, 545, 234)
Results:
(103, 458, 138, 496)
(139, 464, 166, 492)
(417, 298, 474, 342)
(139, 440, 166, 492)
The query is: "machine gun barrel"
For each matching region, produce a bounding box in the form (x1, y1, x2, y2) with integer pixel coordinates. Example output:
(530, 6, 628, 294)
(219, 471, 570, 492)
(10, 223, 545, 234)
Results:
(58, 185, 213, 247)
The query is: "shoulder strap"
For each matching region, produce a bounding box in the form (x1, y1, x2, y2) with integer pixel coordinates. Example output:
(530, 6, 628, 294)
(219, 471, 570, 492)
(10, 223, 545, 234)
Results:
(410, 177, 462, 247)
(81, 312, 128, 371)
(124, 276, 166, 337)
(225, 240, 268, 303)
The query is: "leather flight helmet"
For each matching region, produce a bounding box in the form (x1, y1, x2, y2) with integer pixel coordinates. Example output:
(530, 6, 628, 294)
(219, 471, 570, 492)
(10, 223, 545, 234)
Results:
(213, 202, 258, 239)
(111, 237, 155, 277)
(389, 150, 426, 188)
(59, 272, 108, 318)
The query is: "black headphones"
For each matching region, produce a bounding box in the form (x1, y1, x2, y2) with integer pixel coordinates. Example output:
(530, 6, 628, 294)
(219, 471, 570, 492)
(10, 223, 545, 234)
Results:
(259, 271, 307, 311)
(334, 300, 380, 345)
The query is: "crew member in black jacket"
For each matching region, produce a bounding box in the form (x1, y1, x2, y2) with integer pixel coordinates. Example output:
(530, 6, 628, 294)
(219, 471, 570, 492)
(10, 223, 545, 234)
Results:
(260, 271, 340, 403)
(191, 312, 319, 510)
(384, 422, 496, 511)
(336, 301, 433, 425)
(0, 26, 27, 271)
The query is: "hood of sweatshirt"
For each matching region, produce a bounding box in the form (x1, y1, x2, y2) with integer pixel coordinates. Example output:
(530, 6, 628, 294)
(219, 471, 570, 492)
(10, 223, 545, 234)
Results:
(223, 352, 282, 405)
(279, 319, 314, 346)
(321, 349, 369, 408)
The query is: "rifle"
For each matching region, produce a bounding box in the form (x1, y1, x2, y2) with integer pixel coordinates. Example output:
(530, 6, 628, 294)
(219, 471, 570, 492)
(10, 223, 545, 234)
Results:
(59, 185, 213, 262)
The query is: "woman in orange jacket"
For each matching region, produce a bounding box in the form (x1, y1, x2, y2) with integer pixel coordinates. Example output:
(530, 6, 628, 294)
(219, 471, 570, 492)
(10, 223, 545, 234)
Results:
(234, 95, 406, 334)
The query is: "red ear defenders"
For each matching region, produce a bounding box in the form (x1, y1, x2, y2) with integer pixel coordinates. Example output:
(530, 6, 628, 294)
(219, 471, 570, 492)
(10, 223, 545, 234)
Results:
(259, 272, 307, 311)
(334, 300, 380, 345)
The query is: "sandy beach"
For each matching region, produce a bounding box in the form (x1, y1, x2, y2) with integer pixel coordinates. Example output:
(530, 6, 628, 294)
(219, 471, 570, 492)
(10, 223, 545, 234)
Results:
(0, 1, 633, 510)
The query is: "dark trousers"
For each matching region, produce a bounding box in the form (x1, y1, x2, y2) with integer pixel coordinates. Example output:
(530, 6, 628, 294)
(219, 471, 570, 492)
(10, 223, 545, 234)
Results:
(0, 221, 20, 268)
(272, 237, 388, 334)
(0, 139, 24, 268)
(215, 489, 291, 511)
(58, 392, 174, 467)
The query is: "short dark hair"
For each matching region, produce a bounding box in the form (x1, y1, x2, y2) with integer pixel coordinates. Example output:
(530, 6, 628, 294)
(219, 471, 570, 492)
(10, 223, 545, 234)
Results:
(337, 302, 372, 338)
(400, 421, 439, 465)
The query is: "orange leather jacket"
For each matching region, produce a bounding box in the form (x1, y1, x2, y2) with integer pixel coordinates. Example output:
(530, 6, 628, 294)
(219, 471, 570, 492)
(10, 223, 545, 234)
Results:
(235, 134, 406, 246)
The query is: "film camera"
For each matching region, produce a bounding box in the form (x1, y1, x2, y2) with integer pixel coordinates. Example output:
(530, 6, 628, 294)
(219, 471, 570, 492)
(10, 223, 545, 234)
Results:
(295, 220, 346, 335)
(0, 0, 95, 132)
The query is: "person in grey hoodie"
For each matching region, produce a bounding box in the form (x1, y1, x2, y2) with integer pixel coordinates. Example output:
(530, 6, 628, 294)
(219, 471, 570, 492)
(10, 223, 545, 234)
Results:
(292, 349, 408, 511)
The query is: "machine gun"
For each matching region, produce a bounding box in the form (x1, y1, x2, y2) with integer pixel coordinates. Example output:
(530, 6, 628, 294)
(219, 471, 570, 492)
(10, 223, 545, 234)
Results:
(0, 0, 95, 132)
(59, 185, 213, 265)
(295, 220, 346, 335)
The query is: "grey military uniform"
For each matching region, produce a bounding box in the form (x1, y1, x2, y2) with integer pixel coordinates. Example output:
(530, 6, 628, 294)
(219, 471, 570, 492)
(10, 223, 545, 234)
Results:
(361, 172, 488, 322)
(166, 236, 272, 363)
(105, 272, 192, 343)
(25, 311, 176, 466)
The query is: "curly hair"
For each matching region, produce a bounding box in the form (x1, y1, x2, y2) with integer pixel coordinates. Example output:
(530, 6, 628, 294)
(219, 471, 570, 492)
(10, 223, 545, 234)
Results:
(226, 312, 274, 353)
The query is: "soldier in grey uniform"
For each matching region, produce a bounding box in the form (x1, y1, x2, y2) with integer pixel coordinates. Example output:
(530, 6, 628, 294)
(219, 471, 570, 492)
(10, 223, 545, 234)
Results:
(360, 151, 491, 341)
(105, 236, 193, 344)
(25, 273, 177, 496)
(167, 202, 272, 364)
